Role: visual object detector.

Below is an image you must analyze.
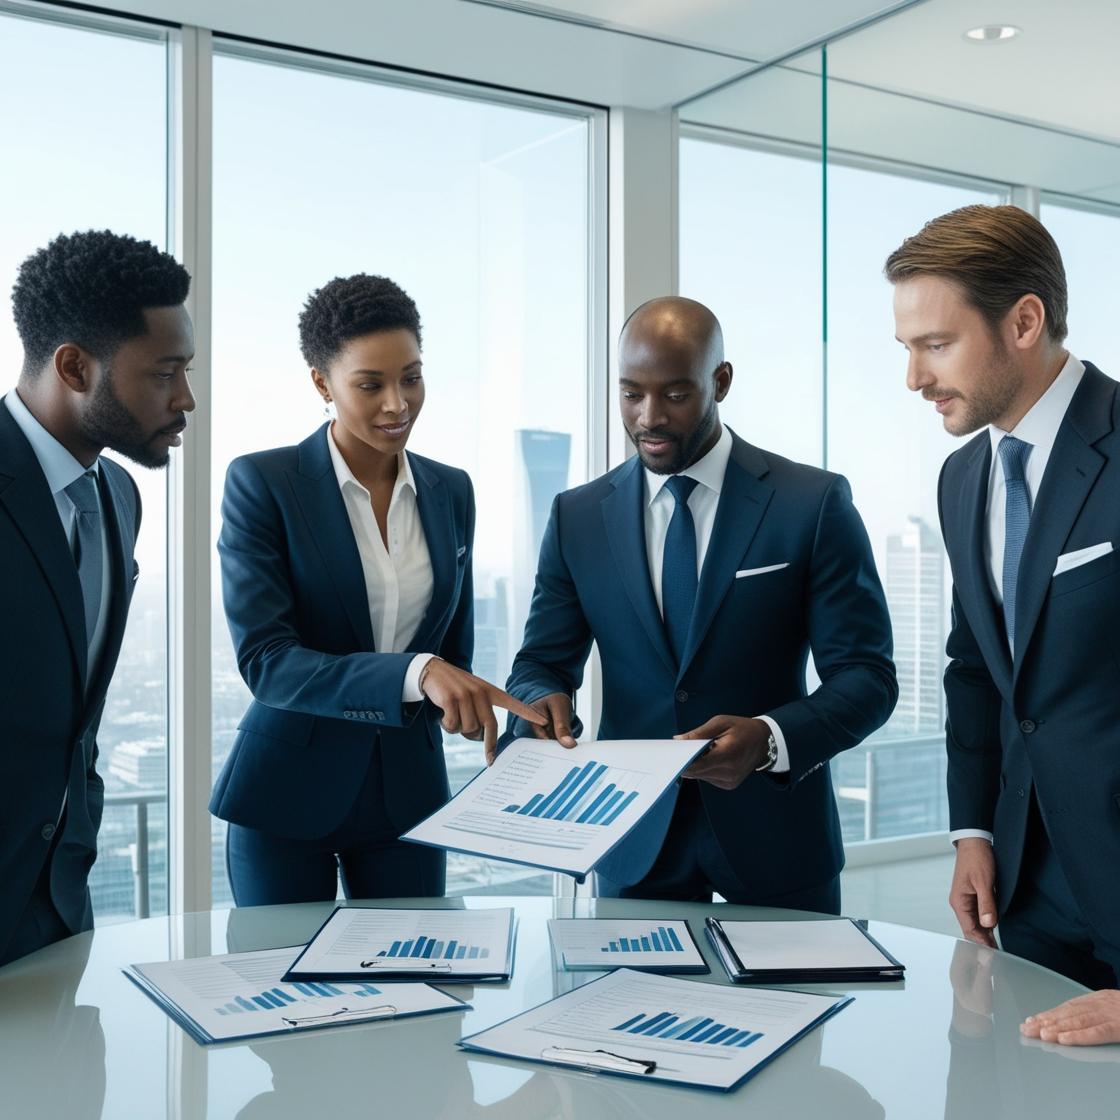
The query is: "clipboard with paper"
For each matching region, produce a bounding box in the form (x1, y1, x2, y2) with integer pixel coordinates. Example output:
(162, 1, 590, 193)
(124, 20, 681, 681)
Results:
(125, 946, 468, 1045)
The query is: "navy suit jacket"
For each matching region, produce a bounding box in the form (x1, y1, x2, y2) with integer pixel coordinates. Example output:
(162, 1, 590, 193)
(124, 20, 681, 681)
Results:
(939, 362, 1120, 940)
(504, 430, 897, 890)
(0, 397, 140, 959)
(210, 424, 474, 840)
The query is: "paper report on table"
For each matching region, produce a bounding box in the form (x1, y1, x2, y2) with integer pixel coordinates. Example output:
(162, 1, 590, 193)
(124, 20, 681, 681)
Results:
(549, 918, 707, 973)
(403, 738, 710, 879)
(285, 907, 515, 983)
(125, 948, 467, 1045)
(460, 968, 851, 1092)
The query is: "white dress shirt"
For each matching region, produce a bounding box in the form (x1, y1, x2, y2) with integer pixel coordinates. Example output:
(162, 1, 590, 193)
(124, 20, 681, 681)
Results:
(326, 425, 435, 701)
(951, 352, 1084, 847)
(642, 425, 790, 773)
(5, 389, 111, 685)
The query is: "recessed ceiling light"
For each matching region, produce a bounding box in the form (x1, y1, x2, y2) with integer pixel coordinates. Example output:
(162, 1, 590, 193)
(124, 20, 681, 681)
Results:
(964, 25, 1021, 42)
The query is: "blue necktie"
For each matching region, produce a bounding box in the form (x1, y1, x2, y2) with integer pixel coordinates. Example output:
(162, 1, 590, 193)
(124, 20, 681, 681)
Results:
(998, 435, 1033, 652)
(65, 469, 103, 650)
(662, 475, 700, 665)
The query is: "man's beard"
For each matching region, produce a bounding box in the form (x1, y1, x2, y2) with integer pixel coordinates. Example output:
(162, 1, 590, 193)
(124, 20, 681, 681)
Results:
(78, 368, 171, 469)
(631, 397, 718, 475)
(944, 337, 1020, 436)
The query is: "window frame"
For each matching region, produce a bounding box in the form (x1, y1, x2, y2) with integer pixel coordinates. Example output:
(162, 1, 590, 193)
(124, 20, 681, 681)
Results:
(166, 29, 609, 912)
(677, 121, 1015, 861)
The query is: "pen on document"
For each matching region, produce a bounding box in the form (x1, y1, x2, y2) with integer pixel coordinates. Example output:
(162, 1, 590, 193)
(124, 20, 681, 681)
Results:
(281, 1004, 397, 1027)
(360, 957, 453, 970)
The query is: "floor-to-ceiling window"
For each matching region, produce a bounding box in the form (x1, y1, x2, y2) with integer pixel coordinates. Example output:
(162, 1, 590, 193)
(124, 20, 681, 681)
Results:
(0, 4, 170, 921)
(209, 44, 599, 902)
(680, 132, 1003, 846)
(1039, 199, 1120, 375)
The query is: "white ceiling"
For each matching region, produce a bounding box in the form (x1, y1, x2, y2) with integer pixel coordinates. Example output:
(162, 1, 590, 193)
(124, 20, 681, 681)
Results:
(470, 0, 915, 61)
(810, 0, 1120, 146)
(681, 0, 1120, 202)
(81, 0, 918, 109)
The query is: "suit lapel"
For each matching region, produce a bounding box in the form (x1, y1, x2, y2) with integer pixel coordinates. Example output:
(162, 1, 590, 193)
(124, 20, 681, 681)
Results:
(0, 400, 88, 689)
(290, 426, 375, 650)
(1012, 366, 1113, 678)
(410, 453, 456, 651)
(601, 456, 676, 677)
(678, 437, 773, 678)
(954, 436, 1013, 696)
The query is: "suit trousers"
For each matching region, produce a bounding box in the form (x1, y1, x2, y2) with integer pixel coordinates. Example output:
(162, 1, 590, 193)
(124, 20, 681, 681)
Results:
(998, 794, 1120, 989)
(225, 741, 445, 906)
(596, 779, 842, 912)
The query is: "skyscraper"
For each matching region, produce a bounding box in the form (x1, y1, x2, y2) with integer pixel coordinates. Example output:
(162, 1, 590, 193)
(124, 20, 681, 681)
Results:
(513, 429, 571, 648)
(884, 515, 946, 736)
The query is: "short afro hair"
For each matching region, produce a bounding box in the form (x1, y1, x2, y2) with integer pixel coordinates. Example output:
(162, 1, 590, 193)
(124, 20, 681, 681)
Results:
(298, 274, 422, 370)
(12, 229, 191, 374)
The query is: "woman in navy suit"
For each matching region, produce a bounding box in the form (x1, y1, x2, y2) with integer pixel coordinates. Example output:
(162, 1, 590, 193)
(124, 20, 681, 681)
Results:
(211, 274, 542, 905)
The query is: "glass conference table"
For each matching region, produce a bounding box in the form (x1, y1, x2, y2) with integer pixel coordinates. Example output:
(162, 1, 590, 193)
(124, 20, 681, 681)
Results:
(1, 895, 1118, 1119)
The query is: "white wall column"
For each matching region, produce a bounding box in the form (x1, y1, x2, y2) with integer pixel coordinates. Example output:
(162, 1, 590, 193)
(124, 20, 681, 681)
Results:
(607, 107, 679, 468)
(167, 25, 214, 915)
(1011, 184, 1041, 216)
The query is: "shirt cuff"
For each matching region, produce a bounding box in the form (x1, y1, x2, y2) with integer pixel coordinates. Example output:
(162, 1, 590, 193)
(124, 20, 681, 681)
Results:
(950, 829, 994, 846)
(756, 715, 790, 774)
(403, 654, 437, 703)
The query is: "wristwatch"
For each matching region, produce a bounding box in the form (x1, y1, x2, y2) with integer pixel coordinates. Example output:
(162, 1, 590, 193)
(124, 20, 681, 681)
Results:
(755, 731, 779, 773)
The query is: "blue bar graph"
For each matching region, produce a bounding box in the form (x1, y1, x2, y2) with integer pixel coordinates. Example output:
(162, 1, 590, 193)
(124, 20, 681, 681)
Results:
(503, 761, 641, 826)
(376, 934, 489, 960)
(611, 1010, 763, 1049)
(214, 982, 381, 1015)
(602, 926, 687, 954)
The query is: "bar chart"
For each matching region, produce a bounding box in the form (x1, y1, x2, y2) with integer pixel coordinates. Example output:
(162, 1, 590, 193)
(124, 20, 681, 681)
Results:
(374, 936, 490, 961)
(602, 926, 685, 954)
(501, 759, 640, 825)
(214, 981, 382, 1016)
(611, 1010, 764, 1048)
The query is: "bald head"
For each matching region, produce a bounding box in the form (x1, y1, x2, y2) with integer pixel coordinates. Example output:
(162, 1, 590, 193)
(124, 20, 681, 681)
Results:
(620, 297, 725, 375)
(618, 296, 731, 474)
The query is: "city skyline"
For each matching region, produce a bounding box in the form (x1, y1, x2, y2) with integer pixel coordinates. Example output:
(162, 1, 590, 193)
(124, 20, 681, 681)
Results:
(91, 502, 954, 920)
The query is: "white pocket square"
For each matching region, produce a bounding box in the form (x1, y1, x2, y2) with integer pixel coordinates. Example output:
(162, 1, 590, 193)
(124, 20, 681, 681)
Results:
(735, 562, 790, 579)
(1053, 541, 1113, 577)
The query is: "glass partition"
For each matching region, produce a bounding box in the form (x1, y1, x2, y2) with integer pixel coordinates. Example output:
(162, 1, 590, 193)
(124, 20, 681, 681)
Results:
(679, 7, 1120, 846)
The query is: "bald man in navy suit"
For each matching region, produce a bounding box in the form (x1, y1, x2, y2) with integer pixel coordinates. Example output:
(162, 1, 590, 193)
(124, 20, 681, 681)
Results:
(501, 298, 896, 907)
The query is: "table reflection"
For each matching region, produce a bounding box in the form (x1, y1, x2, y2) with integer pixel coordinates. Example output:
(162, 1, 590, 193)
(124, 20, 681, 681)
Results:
(945, 940, 1120, 1119)
(0, 936, 105, 1120)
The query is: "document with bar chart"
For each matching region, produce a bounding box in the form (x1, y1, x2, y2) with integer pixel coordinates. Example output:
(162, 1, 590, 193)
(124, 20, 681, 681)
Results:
(548, 919, 707, 973)
(124, 947, 467, 1044)
(284, 906, 515, 983)
(460, 968, 852, 1092)
(403, 737, 710, 879)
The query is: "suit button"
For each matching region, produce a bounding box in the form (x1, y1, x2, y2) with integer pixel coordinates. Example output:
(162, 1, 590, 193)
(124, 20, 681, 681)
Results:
(1019, 719, 1036, 734)
(675, 690, 689, 703)
(343, 710, 354, 719)
(374, 711, 385, 721)
(41, 823, 55, 840)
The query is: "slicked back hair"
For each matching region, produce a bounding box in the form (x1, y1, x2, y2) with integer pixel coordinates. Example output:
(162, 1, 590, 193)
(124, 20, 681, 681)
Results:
(884, 204, 1068, 342)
